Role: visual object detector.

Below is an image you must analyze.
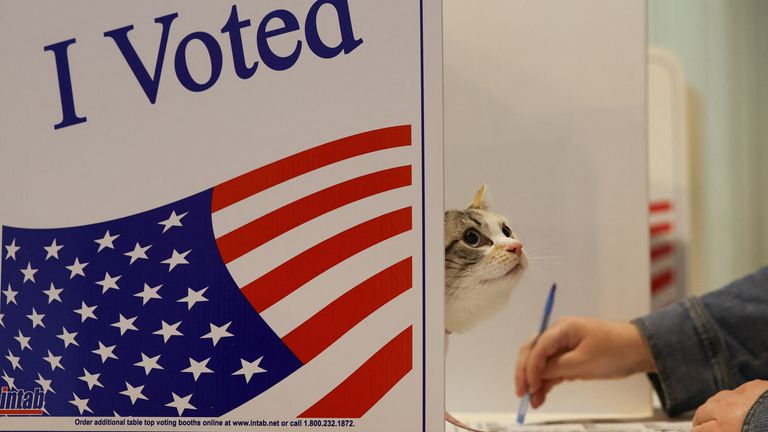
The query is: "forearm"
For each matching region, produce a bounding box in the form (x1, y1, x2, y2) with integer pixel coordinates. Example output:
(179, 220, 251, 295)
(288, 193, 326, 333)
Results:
(699, 267, 768, 381)
(634, 297, 733, 416)
(634, 266, 768, 416)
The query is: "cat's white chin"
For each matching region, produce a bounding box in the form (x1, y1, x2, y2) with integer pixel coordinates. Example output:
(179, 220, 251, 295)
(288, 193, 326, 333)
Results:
(444, 269, 524, 334)
(478, 262, 525, 285)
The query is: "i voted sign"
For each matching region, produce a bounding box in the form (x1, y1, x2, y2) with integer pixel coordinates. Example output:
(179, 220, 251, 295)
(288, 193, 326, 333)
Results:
(0, 1, 443, 431)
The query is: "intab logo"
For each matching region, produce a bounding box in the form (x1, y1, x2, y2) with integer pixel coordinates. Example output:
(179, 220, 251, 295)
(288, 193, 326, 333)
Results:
(0, 386, 45, 415)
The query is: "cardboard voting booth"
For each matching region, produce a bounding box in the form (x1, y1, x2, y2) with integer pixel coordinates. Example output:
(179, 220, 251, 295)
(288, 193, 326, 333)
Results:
(0, 1, 443, 431)
(444, 0, 651, 422)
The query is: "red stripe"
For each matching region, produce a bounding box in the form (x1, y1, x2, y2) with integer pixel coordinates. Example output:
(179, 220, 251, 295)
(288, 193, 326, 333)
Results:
(0, 410, 44, 415)
(211, 125, 411, 212)
(651, 243, 675, 261)
(298, 326, 412, 419)
(650, 222, 672, 236)
(242, 207, 412, 312)
(216, 166, 412, 264)
(283, 258, 412, 364)
(651, 269, 675, 294)
(649, 200, 672, 213)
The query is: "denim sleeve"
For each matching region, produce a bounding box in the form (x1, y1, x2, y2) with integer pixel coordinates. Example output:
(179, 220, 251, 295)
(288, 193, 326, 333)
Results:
(744, 390, 768, 432)
(632, 266, 768, 417)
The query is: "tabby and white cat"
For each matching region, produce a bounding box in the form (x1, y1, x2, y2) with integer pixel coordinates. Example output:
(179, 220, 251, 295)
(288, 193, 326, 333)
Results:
(444, 185, 527, 335)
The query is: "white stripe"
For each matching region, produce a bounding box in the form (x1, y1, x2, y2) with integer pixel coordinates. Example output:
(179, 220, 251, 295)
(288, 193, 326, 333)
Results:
(362, 371, 420, 431)
(261, 232, 413, 338)
(650, 249, 676, 268)
(212, 146, 413, 238)
(650, 235, 674, 250)
(225, 288, 416, 420)
(648, 208, 673, 229)
(224, 186, 414, 289)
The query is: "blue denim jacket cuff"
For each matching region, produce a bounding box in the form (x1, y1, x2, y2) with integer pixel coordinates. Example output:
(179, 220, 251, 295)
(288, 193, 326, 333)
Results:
(632, 297, 733, 416)
(743, 390, 768, 432)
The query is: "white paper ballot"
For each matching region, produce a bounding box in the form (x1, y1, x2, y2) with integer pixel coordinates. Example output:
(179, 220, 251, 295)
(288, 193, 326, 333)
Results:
(446, 421, 692, 432)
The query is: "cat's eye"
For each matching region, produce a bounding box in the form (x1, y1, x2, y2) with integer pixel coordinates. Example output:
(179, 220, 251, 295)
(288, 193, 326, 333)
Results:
(463, 229, 482, 247)
(502, 225, 512, 237)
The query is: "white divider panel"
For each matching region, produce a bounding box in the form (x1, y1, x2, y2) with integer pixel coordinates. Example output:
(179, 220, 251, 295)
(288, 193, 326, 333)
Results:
(444, 0, 651, 418)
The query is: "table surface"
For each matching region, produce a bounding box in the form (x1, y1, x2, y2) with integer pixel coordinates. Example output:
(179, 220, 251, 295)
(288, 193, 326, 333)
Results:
(445, 410, 693, 432)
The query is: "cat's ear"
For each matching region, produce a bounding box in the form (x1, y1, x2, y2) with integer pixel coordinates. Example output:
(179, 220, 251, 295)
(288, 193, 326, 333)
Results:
(468, 184, 488, 210)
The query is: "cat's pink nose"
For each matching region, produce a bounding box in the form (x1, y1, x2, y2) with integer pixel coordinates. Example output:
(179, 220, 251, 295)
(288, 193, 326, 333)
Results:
(505, 240, 523, 257)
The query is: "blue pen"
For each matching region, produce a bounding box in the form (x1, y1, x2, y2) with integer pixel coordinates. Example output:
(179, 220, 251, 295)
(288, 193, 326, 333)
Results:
(517, 283, 557, 425)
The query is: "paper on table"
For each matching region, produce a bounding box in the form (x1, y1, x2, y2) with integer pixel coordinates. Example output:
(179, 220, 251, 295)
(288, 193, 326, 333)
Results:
(445, 421, 692, 432)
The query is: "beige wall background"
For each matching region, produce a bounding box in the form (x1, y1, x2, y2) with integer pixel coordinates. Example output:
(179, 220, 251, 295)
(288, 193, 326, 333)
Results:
(649, 0, 768, 295)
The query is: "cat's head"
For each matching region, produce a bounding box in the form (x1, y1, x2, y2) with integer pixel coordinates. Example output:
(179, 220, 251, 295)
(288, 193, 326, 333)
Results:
(444, 185, 527, 333)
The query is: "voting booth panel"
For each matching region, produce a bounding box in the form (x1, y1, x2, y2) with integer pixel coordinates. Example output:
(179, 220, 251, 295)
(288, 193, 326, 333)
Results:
(444, 0, 651, 419)
(647, 47, 691, 310)
(0, 1, 444, 431)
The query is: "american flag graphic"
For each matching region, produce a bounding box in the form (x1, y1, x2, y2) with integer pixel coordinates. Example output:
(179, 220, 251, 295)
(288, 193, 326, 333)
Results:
(0, 125, 416, 418)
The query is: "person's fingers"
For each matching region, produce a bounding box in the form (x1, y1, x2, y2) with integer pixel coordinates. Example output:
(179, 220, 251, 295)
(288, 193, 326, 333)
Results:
(692, 394, 724, 426)
(541, 377, 564, 395)
(530, 391, 544, 409)
(525, 325, 570, 393)
(690, 421, 719, 432)
(530, 378, 564, 408)
(692, 404, 713, 426)
(515, 333, 536, 396)
(542, 350, 585, 380)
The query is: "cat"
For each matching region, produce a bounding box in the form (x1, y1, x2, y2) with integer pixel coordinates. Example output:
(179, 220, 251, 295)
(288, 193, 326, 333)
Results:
(443, 185, 528, 431)
(444, 185, 528, 335)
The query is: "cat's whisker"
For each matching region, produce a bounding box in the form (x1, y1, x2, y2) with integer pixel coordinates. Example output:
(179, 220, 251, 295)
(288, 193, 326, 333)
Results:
(456, 267, 502, 288)
(526, 256, 572, 263)
(523, 267, 549, 285)
(525, 252, 575, 263)
(522, 244, 545, 253)
(522, 242, 563, 259)
(521, 239, 555, 252)
(525, 251, 571, 258)
(525, 261, 557, 282)
(530, 267, 549, 279)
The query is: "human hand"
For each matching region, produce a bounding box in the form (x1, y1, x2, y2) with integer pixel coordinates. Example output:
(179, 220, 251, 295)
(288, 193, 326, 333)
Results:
(692, 380, 768, 432)
(514, 316, 656, 408)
